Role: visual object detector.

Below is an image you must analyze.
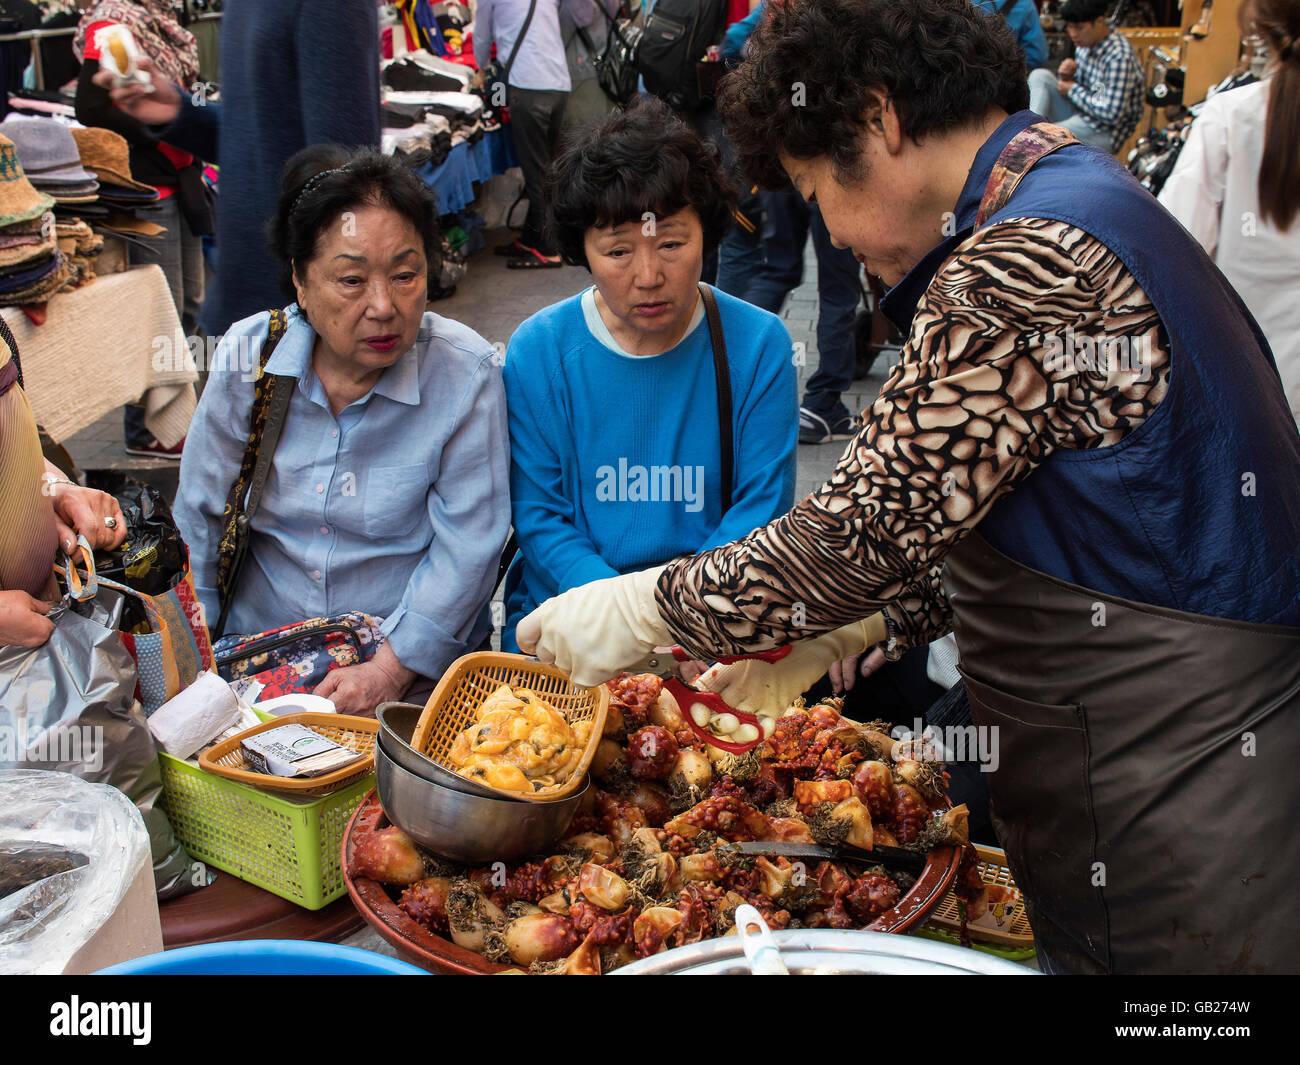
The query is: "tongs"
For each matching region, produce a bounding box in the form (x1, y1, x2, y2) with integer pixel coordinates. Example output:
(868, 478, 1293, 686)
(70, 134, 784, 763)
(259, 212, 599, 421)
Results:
(630, 645, 792, 754)
(718, 839, 928, 875)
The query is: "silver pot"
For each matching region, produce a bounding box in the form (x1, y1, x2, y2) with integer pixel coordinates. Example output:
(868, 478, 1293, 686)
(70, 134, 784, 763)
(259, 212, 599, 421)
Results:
(611, 928, 1038, 975)
(374, 733, 587, 864)
(374, 701, 503, 800)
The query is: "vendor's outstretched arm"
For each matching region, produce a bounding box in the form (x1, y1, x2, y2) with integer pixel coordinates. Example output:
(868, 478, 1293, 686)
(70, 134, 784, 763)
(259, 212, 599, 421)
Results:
(521, 221, 1169, 682)
(654, 220, 1169, 658)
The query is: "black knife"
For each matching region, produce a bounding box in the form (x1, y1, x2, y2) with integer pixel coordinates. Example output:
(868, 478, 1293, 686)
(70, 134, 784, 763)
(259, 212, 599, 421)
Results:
(718, 839, 929, 875)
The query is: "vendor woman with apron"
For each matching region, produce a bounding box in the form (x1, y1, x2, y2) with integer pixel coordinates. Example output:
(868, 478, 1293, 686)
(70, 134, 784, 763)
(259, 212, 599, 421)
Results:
(518, 0, 1300, 974)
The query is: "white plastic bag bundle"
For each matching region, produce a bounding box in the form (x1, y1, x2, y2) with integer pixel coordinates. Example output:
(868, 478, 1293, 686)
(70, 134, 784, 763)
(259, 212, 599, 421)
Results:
(0, 770, 151, 974)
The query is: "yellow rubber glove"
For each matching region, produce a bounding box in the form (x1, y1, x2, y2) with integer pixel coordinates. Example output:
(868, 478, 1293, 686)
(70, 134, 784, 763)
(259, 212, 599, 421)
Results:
(696, 614, 889, 718)
(516, 566, 671, 687)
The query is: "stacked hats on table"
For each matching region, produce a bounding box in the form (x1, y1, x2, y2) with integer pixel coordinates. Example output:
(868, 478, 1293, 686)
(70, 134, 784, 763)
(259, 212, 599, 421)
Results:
(0, 133, 71, 308)
(0, 117, 107, 289)
(69, 126, 165, 243)
(1, 117, 100, 208)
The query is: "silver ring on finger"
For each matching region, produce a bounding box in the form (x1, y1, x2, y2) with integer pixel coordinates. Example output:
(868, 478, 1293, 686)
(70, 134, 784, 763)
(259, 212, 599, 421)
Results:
(104, 516, 118, 529)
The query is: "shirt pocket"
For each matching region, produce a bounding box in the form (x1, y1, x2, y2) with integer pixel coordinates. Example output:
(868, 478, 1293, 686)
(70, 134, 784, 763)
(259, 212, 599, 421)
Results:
(362, 463, 431, 539)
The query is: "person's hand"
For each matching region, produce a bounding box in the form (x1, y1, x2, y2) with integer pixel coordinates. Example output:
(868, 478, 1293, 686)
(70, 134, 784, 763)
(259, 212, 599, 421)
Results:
(697, 615, 888, 717)
(92, 57, 182, 126)
(516, 566, 671, 687)
(314, 643, 416, 716)
(1058, 57, 1078, 79)
(46, 481, 126, 553)
(1057, 77, 1075, 96)
(0, 590, 55, 648)
(829, 646, 889, 693)
(676, 658, 708, 685)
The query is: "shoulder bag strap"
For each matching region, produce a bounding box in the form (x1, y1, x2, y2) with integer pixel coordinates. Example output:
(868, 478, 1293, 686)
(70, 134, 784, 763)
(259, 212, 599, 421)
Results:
(0, 316, 21, 391)
(214, 308, 291, 638)
(503, 0, 540, 78)
(698, 283, 733, 513)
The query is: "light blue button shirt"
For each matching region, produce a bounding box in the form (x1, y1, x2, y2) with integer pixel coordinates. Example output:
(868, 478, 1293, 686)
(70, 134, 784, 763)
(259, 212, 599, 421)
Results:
(175, 306, 511, 678)
(474, 0, 598, 91)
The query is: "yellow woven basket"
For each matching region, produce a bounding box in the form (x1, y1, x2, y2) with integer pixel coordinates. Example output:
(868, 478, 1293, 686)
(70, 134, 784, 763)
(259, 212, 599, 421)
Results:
(410, 652, 609, 802)
(198, 712, 378, 796)
(928, 843, 1034, 946)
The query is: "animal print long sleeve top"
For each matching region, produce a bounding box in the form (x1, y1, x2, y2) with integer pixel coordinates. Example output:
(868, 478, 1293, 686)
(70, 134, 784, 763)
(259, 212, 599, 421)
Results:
(655, 217, 1171, 659)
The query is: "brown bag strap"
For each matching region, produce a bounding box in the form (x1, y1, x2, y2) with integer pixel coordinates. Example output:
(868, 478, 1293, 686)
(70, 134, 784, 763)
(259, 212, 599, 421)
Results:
(214, 308, 290, 638)
(698, 283, 733, 513)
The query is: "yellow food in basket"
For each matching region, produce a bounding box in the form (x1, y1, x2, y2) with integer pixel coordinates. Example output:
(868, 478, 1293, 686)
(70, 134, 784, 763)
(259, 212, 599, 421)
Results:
(448, 684, 593, 793)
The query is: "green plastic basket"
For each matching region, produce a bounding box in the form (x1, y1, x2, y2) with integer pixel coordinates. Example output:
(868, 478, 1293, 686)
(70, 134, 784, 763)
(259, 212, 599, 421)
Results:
(158, 748, 373, 910)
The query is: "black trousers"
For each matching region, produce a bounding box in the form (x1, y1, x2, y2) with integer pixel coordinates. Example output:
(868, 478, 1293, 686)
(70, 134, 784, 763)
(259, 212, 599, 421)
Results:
(507, 86, 568, 255)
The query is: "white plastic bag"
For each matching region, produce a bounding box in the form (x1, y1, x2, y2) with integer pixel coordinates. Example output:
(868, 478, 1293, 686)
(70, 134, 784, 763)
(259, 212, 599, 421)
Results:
(0, 770, 151, 974)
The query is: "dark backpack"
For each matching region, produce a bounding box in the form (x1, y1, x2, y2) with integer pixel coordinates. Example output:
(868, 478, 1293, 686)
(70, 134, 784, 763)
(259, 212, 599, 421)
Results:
(637, 0, 729, 111)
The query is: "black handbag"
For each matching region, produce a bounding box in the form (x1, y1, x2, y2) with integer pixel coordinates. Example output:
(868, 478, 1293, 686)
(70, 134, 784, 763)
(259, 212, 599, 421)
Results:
(593, 5, 642, 106)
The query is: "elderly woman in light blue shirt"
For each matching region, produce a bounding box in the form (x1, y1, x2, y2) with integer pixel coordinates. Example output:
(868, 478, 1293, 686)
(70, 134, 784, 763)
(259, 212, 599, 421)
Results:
(176, 146, 509, 713)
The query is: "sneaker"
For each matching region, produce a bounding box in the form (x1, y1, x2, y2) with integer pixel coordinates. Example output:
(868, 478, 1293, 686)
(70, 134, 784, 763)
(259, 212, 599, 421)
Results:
(798, 407, 859, 445)
(125, 436, 185, 460)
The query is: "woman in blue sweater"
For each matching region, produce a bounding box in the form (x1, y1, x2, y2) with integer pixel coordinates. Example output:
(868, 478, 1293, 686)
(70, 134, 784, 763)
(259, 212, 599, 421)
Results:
(501, 98, 797, 651)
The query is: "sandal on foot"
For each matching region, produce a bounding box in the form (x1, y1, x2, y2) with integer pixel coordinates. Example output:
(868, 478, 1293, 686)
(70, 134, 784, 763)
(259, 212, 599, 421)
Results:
(507, 247, 562, 269)
(493, 239, 528, 257)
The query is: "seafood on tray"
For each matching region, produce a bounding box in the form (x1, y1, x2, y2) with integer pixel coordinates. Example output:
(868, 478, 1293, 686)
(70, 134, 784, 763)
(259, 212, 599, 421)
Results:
(350, 672, 984, 974)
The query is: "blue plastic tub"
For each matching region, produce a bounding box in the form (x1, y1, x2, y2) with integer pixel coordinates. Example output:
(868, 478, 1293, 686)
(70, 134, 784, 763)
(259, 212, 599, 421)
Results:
(96, 939, 429, 975)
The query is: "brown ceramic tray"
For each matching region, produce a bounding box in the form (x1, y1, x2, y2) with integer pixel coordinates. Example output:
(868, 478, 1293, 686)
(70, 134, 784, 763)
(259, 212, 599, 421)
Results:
(342, 791, 961, 975)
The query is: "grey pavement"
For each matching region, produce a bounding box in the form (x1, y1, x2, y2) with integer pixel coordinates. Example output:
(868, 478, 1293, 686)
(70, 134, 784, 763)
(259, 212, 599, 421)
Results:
(61, 227, 895, 504)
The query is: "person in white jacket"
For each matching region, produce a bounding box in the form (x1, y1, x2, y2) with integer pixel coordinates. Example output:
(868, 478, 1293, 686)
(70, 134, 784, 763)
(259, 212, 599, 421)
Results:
(1159, 0, 1300, 425)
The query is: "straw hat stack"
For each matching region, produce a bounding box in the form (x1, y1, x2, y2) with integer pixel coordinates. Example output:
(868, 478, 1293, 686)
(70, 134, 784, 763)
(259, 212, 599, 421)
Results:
(70, 126, 164, 241)
(1, 117, 100, 207)
(0, 133, 72, 307)
(1, 117, 108, 288)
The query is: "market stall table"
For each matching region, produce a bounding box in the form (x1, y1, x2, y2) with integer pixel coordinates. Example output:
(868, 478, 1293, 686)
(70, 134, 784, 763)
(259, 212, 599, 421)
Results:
(415, 127, 518, 215)
(158, 871, 363, 950)
(1, 264, 197, 447)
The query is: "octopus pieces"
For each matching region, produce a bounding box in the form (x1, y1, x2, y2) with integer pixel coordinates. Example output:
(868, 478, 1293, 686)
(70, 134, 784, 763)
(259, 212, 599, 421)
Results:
(357, 690, 974, 973)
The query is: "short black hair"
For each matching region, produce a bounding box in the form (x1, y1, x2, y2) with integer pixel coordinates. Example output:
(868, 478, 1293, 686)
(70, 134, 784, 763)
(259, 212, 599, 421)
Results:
(717, 0, 1029, 188)
(268, 144, 441, 305)
(546, 97, 737, 269)
(1059, 0, 1110, 22)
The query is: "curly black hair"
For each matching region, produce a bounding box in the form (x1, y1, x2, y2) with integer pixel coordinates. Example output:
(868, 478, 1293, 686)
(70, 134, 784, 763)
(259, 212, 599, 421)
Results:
(1059, 0, 1110, 23)
(267, 144, 441, 306)
(717, 0, 1029, 188)
(546, 96, 737, 269)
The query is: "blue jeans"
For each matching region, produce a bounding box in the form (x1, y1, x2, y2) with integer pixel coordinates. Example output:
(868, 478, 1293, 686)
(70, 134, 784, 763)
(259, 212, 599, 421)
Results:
(1027, 68, 1115, 150)
(744, 188, 860, 423)
(715, 225, 763, 299)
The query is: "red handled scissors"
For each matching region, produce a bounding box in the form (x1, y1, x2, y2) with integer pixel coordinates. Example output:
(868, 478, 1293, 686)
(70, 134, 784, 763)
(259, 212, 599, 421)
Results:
(630, 646, 792, 753)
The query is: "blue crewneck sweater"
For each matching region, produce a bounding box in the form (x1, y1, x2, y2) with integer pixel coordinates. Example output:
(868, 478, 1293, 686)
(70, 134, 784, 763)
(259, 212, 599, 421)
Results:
(502, 285, 798, 648)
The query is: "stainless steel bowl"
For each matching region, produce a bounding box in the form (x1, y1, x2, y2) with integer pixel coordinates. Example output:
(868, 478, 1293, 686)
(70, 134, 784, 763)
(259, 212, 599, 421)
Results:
(374, 701, 503, 800)
(611, 928, 1038, 975)
(374, 734, 588, 863)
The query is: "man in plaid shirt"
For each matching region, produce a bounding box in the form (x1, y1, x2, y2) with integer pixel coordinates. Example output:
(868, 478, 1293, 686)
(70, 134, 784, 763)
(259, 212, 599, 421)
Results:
(1027, 0, 1145, 152)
